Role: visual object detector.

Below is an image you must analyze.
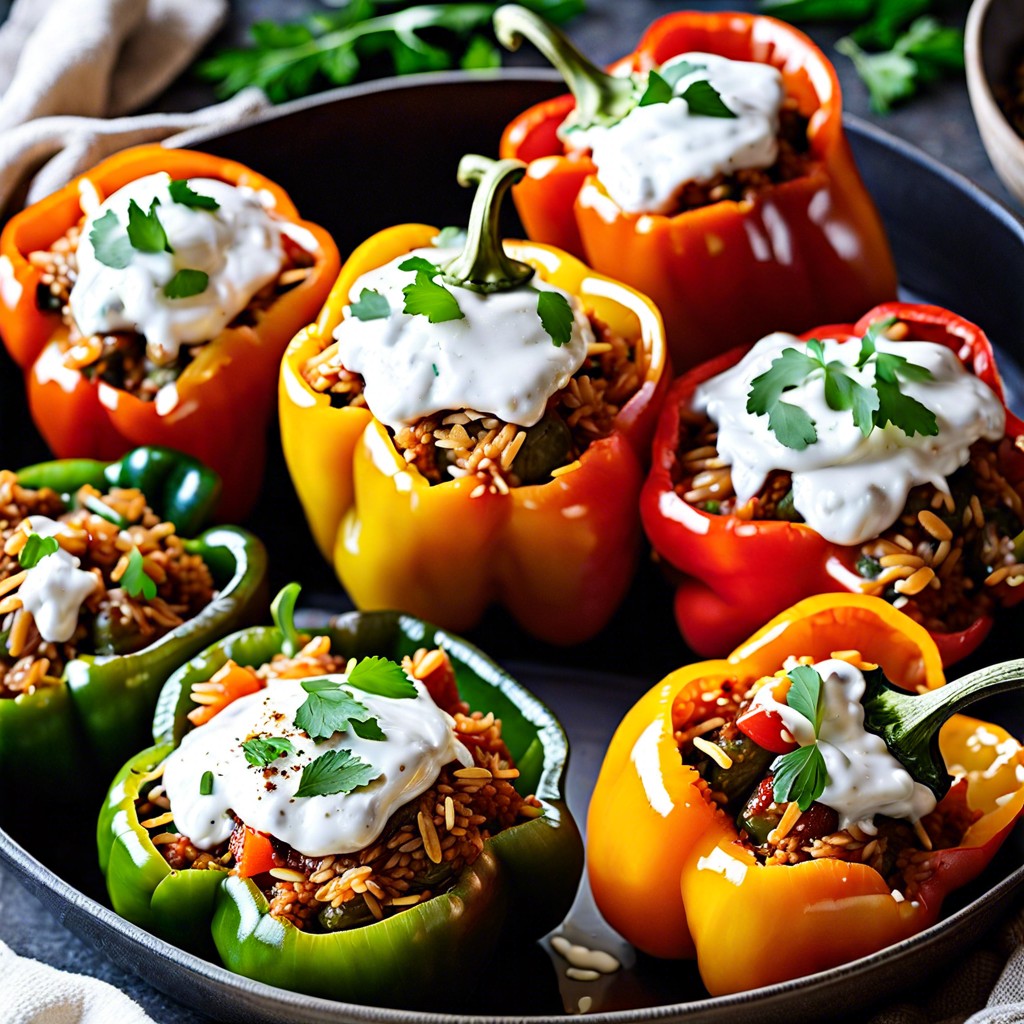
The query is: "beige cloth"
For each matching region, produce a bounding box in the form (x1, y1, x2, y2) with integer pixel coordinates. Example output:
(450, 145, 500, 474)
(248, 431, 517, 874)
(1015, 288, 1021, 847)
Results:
(0, 0, 269, 212)
(0, 939, 157, 1023)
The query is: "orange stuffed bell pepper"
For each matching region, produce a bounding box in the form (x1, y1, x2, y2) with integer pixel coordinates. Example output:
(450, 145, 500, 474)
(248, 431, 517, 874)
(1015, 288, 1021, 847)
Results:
(280, 155, 667, 644)
(641, 301, 1024, 666)
(495, 5, 896, 370)
(0, 144, 340, 520)
(588, 594, 1024, 994)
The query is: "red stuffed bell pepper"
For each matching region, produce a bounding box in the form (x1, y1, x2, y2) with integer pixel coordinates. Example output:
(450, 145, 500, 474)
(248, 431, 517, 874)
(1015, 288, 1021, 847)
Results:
(0, 144, 340, 520)
(496, 5, 897, 370)
(642, 301, 1024, 665)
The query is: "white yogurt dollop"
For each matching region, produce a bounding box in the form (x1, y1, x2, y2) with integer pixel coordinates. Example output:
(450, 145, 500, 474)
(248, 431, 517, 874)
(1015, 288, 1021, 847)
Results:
(17, 516, 97, 644)
(163, 672, 472, 858)
(70, 172, 285, 363)
(563, 53, 785, 214)
(750, 658, 936, 834)
(693, 333, 1006, 546)
(333, 247, 592, 430)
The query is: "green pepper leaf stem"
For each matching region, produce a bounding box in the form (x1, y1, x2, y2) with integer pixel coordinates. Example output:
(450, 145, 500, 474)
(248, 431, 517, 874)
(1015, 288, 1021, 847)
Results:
(862, 659, 1024, 800)
(493, 4, 635, 128)
(441, 155, 534, 294)
(270, 582, 303, 658)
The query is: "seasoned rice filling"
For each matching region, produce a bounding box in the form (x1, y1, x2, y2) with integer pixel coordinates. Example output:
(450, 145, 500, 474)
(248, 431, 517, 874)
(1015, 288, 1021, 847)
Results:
(29, 221, 314, 400)
(303, 314, 642, 492)
(137, 645, 541, 933)
(0, 471, 215, 697)
(675, 652, 981, 896)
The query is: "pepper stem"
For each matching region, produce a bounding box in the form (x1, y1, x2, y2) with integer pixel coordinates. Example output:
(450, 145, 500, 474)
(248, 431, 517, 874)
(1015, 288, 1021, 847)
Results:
(862, 659, 1024, 800)
(493, 4, 636, 128)
(441, 155, 534, 294)
(270, 582, 303, 658)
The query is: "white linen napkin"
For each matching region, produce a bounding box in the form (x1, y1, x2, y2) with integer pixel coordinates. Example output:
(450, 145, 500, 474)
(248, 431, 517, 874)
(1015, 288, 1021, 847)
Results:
(0, 0, 270, 212)
(0, 939, 157, 1023)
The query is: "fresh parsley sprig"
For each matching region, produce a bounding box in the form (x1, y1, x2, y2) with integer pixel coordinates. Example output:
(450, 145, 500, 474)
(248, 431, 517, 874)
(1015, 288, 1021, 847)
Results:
(18, 534, 60, 569)
(242, 736, 297, 768)
(537, 290, 575, 347)
(346, 656, 418, 699)
(637, 62, 737, 118)
(196, 0, 585, 104)
(121, 547, 157, 601)
(772, 665, 830, 811)
(295, 748, 381, 798)
(349, 288, 391, 321)
(746, 319, 938, 450)
(169, 179, 220, 210)
(294, 677, 385, 741)
(398, 257, 465, 324)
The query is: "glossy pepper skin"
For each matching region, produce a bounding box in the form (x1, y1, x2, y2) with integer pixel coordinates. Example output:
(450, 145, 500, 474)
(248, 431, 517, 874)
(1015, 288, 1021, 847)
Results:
(1, 446, 267, 792)
(279, 224, 668, 645)
(0, 144, 340, 521)
(641, 301, 1024, 665)
(498, 10, 897, 370)
(98, 595, 583, 1006)
(588, 594, 1024, 993)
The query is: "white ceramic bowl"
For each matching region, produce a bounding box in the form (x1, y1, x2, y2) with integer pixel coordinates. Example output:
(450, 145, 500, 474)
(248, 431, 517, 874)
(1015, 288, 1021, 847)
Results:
(966, 0, 1024, 206)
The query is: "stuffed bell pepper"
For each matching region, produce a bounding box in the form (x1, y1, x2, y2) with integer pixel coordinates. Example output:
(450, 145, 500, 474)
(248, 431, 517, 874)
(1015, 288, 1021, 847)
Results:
(0, 446, 266, 797)
(588, 593, 1024, 994)
(279, 155, 667, 644)
(495, 5, 896, 370)
(642, 301, 1024, 664)
(98, 585, 583, 1006)
(0, 144, 340, 520)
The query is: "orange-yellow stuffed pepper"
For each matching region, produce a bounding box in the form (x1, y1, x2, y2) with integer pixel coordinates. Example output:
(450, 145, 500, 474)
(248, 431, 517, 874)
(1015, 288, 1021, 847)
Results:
(0, 144, 340, 520)
(496, 5, 897, 370)
(588, 594, 1024, 993)
(279, 156, 668, 644)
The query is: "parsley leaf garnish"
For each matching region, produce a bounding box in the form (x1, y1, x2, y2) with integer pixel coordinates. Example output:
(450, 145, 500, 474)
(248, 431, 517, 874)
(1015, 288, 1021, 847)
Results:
(295, 748, 380, 798)
(18, 534, 59, 569)
(121, 547, 157, 600)
(680, 78, 737, 118)
(398, 256, 442, 275)
(402, 271, 464, 323)
(126, 199, 172, 254)
(772, 742, 829, 811)
(346, 656, 417, 699)
(241, 735, 296, 768)
(537, 290, 574, 347)
(771, 664, 830, 810)
(638, 69, 674, 107)
(747, 321, 937, 449)
(163, 269, 210, 299)
(200, 770, 214, 795)
(89, 210, 133, 269)
(294, 677, 383, 741)
(349, 288, 391, 321)
(169, 179, 220, 210)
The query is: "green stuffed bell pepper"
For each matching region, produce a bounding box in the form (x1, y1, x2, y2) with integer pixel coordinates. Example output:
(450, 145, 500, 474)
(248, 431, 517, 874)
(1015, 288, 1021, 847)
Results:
(99, 585, 583, 1007)
(0, 446, 267, 795)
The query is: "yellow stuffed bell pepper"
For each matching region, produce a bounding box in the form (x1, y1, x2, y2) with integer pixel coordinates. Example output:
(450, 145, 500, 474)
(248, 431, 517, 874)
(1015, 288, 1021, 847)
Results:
(279, 156, 668, 644)
(588, 594, 1024, 992)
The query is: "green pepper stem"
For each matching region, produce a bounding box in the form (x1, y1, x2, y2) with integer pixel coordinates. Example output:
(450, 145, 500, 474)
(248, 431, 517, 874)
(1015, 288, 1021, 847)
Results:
(271, 583, 303, 658)
(441, 155, 534, 294)
(862, 659, 1024, 800)
(493, 4, 636, 128)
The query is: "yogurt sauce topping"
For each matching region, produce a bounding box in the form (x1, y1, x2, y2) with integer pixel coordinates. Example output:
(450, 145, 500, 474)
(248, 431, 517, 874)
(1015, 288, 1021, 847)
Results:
(333, 247, 593, 431)
(70, 172, 285, 363)
(163, 672, 472, 858)
(693, 333, 1006, 546)
(18, 516, 97, 644)
(749, 658, 936, 834)
(562, 53, 784, 214)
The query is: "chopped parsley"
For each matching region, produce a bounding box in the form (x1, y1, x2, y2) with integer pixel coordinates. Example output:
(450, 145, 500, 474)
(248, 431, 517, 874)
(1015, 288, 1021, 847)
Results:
(295, 748, 381, 798)
(402, 269, 464, 323)
(772, 665, 829, 811)
(349, 288, 391, 321)
(17, 534, 59, 569)
(163, 269, 210, 299)
(126, 199, 172, 254)
(294, 677, 384, 741)
(121, 547, 157, 601)
(637, 61, 735, 117)
(89, 209, 133, 269)
(169, 179, 220, 210)
(241, 735, 297, 768)
(346, 656, 417, 699)
(537, 290, 574, 347)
